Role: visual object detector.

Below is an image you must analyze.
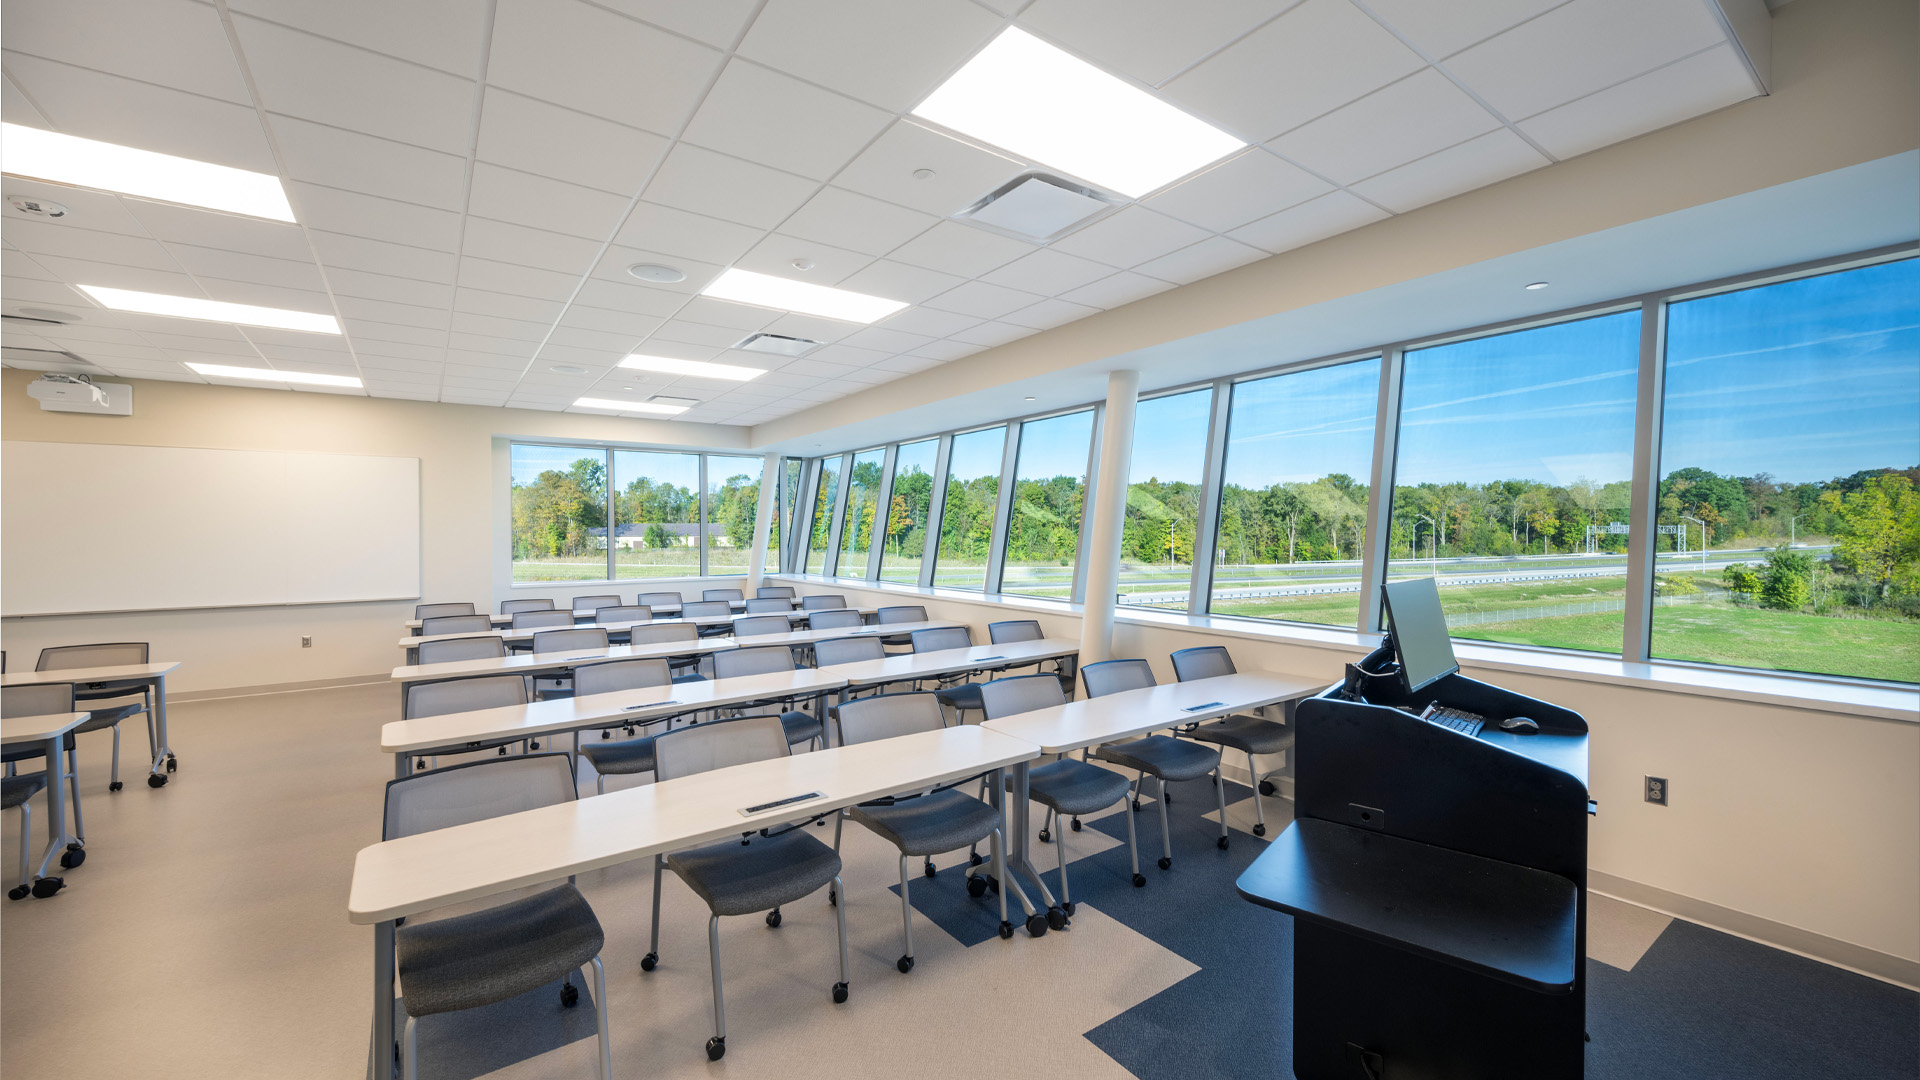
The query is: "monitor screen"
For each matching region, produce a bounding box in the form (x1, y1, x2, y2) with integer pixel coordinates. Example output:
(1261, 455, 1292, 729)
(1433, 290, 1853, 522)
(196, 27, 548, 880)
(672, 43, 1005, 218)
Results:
(1381, 577, 1458, 693)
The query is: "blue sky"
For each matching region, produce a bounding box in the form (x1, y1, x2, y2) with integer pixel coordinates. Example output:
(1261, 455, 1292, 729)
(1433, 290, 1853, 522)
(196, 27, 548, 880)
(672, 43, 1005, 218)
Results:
(1016, 409, 1095, 480)
(947, 425, 1007, 481)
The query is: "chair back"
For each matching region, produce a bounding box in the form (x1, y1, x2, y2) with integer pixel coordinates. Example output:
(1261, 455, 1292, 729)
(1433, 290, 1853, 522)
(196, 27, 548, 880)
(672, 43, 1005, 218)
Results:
(1081, 658, 1156, 698)
(733, 615, 791, 638)
(911, 626, 971, 653)
(511, 609, 575, 630)
(743, 597, 790, 613)
(979, 673, 1066, 720)
(637, 591, 684, 609)
(421, 614, 493, 636)
(653, 715, 789, 781)
(799, 594, 848, 611)
(2, 683, 75, 718)
(383, 753, 575, 841)
(814, 636, 885, 668)
(877, 605, 928, 624)
(987, 619, 1042, 644)
(533, 628, 608, 654)
(571, 594, 621, 614)
(404, 674, 527, 719)
(416, 636, 506, 664)
(712, 644, 795, 680)
(682, 601, 733, 619)
(833, 691, 944, 746)
(629, 622, 699, 647)
(36, 642, 148, 670)
(756, 586, 796, 599)
(594, 605, 652, 625)
(572, 658, 671, 697)
(806, 608, 863, 630)
(416, 602, 475, 619)
(1169, 646, 1237, 682)
(703, 588, 745, 603)
(500, 598, 555, 615)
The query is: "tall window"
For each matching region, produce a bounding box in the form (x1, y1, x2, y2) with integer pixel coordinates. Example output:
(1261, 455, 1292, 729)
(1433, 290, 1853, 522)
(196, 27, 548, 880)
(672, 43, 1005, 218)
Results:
(934, 427, 1006, 589)
(510, 444, 608, 582)
(1212, 359, 1380, 626)
(611, 450, 701, 579)
(1002, 410, 1095, 599)
(771, 457, 800, 573)
(835, 449, 885, 577)
(805, 457, 840, 574)
(880, 439, 937, 583)
(1652, 259, 1918, 682)
(1389, 312, 1641, 651)
(704, 455, 763, 578)
(1121, 389, 1213, 612)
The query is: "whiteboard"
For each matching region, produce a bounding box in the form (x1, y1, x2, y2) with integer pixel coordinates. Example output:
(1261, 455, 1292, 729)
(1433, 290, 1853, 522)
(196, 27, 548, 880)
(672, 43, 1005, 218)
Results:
(2, 441, 420, 615)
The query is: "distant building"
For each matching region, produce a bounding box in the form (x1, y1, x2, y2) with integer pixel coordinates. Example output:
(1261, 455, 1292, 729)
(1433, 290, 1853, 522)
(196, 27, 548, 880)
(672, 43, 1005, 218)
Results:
(587, 523, 730, 549)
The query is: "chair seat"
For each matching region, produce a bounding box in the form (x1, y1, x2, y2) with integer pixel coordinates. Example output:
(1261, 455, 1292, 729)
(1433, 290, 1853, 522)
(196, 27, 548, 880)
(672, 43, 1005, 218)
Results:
(668, 829, 841, 917)
(851, 789, 999, 856)
(73, 702, 145, 734)
(396, 884, 604, 1018)
(670, 671, 708, 684)
(1093, 734, 1220, 782)
(1187, 715, 1295, 756)
(781, 710, 822, 746)
(934, 683, 983, 711)
(1, 733, 74, 764)
(1019, 758, 1131, 816)
(579, 736, 654, 776)
(1, 772, 47, 810)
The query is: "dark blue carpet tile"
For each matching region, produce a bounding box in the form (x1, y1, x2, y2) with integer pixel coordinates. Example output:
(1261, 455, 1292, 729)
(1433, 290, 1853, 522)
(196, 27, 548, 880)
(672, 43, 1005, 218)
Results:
(887, 857, 1014, 948)
(1585, 919, 1920, 1080)
(396, 978, 599, 1080)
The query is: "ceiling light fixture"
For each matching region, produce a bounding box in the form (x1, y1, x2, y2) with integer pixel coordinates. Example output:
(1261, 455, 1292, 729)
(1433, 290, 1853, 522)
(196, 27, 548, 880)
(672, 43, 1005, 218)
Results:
(913, 28, 1243, 199)
(574, 396, 688, 415)
(548, 363, 589, 375)
(701, 268, 906, 324)
(77, 285, 339, 334)
(3, 123, 296, 221)
(628, 263, 687, 283)
(619, 354, 765, 381)
(185, 362, 361, 387)
(1525, 281, 1550, 290)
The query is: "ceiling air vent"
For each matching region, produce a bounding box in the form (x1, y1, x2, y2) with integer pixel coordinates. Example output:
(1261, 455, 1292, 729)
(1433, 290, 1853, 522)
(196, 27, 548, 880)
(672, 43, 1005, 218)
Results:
(649, 395, 701, 408)
(734, 333, 820, 357)
(954, 172, 1119, 242)
(1, 345, 104, 372)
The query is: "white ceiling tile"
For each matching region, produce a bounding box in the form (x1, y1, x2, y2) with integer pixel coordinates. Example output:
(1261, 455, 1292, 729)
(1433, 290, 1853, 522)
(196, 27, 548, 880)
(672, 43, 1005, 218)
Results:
(595, 0, 761, 49)
(782, 187, 940, 258)
(3, 0, 250, 102)
(570, 280, 688, 320)
(590, 245, 723, 294)
(453, 287, 562, 324)
(547, 324, 642, 353)
(166, 244, 327, 291)
(871, 353, 944, 374)
(614, 201, 765, 267)
(461, 217, 602, 276)
(1517, 43, 1758, 160)
(559, 304, 668, 337)
(1162, 0, 1426, 141)
(921, 279, 1044, 320)
(644, 320, 739, 348)
(837, 325, 935, 354)
(735, 235, 872, 286)
(641, 143, 819, 231)
(778, 358, 858, 379)
(466, 163, 633, 241)
(353, 339, 445, 363)
(681, 59, 894, 182)
(1227, 189, 1389, 254)
(123, 201, 311, 261)
(1050, 206, 1212, 268)
(1442, 0, 1728, 120)
(737, 0, 1002, 111)
(327, 267, 453, 311)
(906, 339, 980, 362)
(189, 279, 334, 312)
(1361, 0, 1565, 60)
(874, 306, 981, 337)
(335, 295, 452, 330)
(4, 182, 152, 238)
(1, 52, 278, 172)
(232, 16, 474, 154)
(475, 88, 670, 196)
(1001, 296, 1099, 330)
(673, 296, 784, 332)
(888, 220, 1034, 278)
(457, 256, 581, 302)
(835, 260, 968, 306)
(27, 255, 200, 296)
(487, 0, 722, 133)
(1056, 270, 1176, 309)
(981, 248, 1119, 295)
(1347, 128, 1550, 213)
(3, 70, 49, 125)
(833, 120, 1032, 220)
(2, 251, 58, 281)
(1142, 148, 1333, 233)
(344, 319, 447, 347)
(271, 116, 469, 209)
(291, 184, 464, 251)
(227, 0, 488, 76)
(801, 343, 890, 368)
(309, 230, 459, 284)
(1019, 0, 1295, 86)
(948, 320, 1034, 348)
(1, 218, 177, 268)
(756, 312, 862, 344)
(1132, 235, 1266, 284)
(1270, 68, 1502, 184)
(839, 367, 902, 386)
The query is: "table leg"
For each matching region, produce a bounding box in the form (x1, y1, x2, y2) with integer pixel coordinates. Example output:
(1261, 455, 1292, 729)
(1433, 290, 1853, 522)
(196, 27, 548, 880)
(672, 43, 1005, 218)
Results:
(394, 752, 410, 781)
(1008, 758, 1058, 912)
(149, 674, 174, 783)
(368, 920, 396, 1080)
(32, 732, 70, 881)
(990, 765, 1037, 919)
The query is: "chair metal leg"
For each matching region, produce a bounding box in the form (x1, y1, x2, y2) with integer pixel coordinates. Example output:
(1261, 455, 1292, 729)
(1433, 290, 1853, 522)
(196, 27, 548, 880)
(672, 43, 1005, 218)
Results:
(990, 826, 1009, 927)
(594, 773, 605, 797)
(1054, 816, 1072, 908)
(832, 873, 850, 989)
(110, 724, 121, 789)
(1248, 750, 1267, 830)
(401, 1016, 419, 1080)
(589, 957, 611, 1080)
(831, 809, 845, 853)
(16, 801, 31, 892)
(1215, 766, 1230, 839)
(707, 914, 726, 1042)
(1156, 776, 1173, 864)
(896, 855, 915, 971)
(65, 746, 84, 842)
(646, 856, 664, 967)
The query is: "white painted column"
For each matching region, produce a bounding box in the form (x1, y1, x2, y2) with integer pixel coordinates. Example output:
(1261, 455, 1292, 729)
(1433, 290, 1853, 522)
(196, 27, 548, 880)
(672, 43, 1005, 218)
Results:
(745, 452, 780, 592)
(1078, 369, 1140, 667)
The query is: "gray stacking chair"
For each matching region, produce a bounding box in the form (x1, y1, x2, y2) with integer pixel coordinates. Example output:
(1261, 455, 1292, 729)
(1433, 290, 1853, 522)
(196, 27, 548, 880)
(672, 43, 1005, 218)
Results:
(513, 609, 576, 630)
(571, 594, 621, 617)
(644, 716, 849, 1060)
(421, 614, 493, 637)
(911, 627, 986, 723)
(875, 605, 928, 650)
(1170, 646, 1294, 837)
(630, 622, 706, 682)
(743, 597, 790, 613)
(501, 598, 555, 615)
(383, 754, 610, 1080)
(805, 608, 864, 631)
(416, 602, 476, 619)
(989, 619, 1075, 692)
(36, 642, 153, 792)
(681, 600, 735, 638)
(978, 674, 1145, 908)
(574, 659, 673, 793)
(1080, 659, 1229, 868)
(414, 636, 505, 665)
(2, 683, 81, 889)
(637, 591, 684, 612)
(703, 588, 745, 603)
(813, 636, 884, 668)
(732, 615, 791, 638)
(531, 628, 610, 701)
(830, 691, 1011, 967)
(799, 594, 847, 611)
(756, 586, 796, 600)
(710, 646, 823, 749)
(403, 674, 529, 769)
(594, 605, 652, 625)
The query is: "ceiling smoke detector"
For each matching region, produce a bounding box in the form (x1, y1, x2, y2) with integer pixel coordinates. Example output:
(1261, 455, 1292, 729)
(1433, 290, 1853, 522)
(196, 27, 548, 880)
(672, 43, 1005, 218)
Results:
(734, 332, 821, 357)
(953, 173, 1118, 243)
(627, 263, 687, 283)
(7, 195, 69, 219)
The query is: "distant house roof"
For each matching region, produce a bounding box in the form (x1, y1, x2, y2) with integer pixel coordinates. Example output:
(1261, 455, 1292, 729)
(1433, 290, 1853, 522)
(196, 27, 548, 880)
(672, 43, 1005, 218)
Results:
(588, 523, 704, 537)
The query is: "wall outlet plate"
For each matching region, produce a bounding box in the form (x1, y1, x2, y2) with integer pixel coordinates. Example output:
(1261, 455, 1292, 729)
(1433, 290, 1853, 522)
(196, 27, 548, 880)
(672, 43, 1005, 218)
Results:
(1645, 776, 1668, 805)
(301, 636, 313, 648)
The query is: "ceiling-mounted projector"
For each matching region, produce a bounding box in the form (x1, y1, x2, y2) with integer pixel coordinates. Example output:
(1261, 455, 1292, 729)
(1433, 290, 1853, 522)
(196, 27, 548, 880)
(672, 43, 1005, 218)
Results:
(26, 373, 131, 415)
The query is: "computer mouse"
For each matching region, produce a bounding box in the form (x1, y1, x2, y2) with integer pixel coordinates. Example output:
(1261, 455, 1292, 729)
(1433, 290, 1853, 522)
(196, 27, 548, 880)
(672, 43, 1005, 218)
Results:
(1499, 716, 1540, 734)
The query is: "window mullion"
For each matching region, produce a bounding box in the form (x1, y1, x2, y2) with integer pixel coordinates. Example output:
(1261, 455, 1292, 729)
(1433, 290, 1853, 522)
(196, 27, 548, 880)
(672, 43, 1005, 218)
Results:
(1622, 296, 1668, 662)
(1357, 349, 1404, 633)
(921, 436, 952, 589)
(1190, 379, 1232, 613)
(985, 424, 1021, 594)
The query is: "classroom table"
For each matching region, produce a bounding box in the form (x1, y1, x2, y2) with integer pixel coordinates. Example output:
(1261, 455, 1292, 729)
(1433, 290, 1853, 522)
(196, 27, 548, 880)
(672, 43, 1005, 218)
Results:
(979, 670, 1325, 921)
(832, 638, 1082, 694)
(0, 710, 89, 896)
(389, 639, 736, 686)
(733, 619, 965, 655)
(353, 723, 1040, 1079)
(0, 662, 182, 787)
(403, 597, 802, 633)
(396, 609, 879, 660)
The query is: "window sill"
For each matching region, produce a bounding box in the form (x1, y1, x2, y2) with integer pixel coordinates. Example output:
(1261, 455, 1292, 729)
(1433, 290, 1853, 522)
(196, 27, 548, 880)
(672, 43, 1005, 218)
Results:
(511, 573, 745, 589)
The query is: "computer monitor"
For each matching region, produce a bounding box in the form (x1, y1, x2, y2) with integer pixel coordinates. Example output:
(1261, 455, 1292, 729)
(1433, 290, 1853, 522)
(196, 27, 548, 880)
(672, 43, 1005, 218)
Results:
(1380, 577, 1459, 694)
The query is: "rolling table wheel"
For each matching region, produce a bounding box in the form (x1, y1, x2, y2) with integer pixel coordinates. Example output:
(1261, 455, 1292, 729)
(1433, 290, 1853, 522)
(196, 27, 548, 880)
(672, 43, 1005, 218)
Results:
(706, 1036, 726, 1061)
(148, 774, 167, 789)
(1157, 856, 1172, 870)
(31, 877, 63, 899)
(969, 852, 984, 867)
(1046, 906, 1068, 931)
(896, 955, 914, 974)
(415, 759, 427, 772)
(1258, 780, 1276, 796)
(832, 981, 849, 1003)
(998, 921, 1014, 940)
(8, 885, 29, 901)
(166, 753, 177, 773)
(602, 730, 612, 739)
(1037, 828, 1050, 843)
(765, 908, 782, 928)
(109, 781, 123, 792)
(967, 876, 988, 898)
(559, 982, 579, 1008)
(1216, 836, 1230, 851)
(1070, 817, 1081, 832)
(1253, 823, 1267, 837)
(529, 741, 540, 751)
(1025, 913, 1049, 938)
(1131, 798, 1142, 812)
(923, 859, 936, 878)
(1132, 873, 1146, 888)
(640, 952, 657, 972)
(60, 844, 85, 870)
(1061, 901, 1075, 917)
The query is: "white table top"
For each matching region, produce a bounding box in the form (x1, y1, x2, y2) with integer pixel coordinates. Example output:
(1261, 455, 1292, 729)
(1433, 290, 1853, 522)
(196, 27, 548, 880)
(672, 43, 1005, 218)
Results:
(381, 667, 849, 754)
(404, 597, 804, 630)
(982, 671, 1326, 754)
(398, 608, 874, 650)
(389, 639, 734, 684)
(349, 723, 1040, 923)
(833, 638, 1079, 688)
(0, 711, 91, 745)
(733, 619, 964, 650)
(0, 662, 181, 687)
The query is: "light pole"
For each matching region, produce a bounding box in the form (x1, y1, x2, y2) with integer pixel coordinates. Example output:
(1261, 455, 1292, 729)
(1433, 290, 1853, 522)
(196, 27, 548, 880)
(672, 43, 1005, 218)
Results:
(1418, 514, 1438, 571)
(1787, 513, 1804, 548)
(1681, 514, 1706, 574)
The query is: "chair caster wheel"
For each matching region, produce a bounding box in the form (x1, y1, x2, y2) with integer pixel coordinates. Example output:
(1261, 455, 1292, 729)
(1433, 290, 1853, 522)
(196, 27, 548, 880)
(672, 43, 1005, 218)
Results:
(1131, 798, 1142, 811)
(1132, 873, 1146, 888)
(1038, 829, 1050, 843)
(998, 921, 1015, 940)
(640, 952, 657, 972)
(498, 747, 508, 756)
(1070, 817, 1081, 831)
(148, 774, 167, 788)
(923, 860, 936, 879)
(1025, 913, 1049, 938)
(1259, 780, 1276, 796)
(560, 982, 579, 1008)
(1157, 856, 1172, 870)
(602, 730, 612, 739)
(969, 852, 984, 867)
(30, 877, 62, 899)
(6, 883, 30, 901)
(896, 955, 914, 974)
(1253, 823, 1267, 837)
(1164, 791, 1172, 804)
(832, 981, 849, 1004)
(529, 741, 540, 750)
(167, 754, 177, 772)
(1217, 836, 1230, 851)
(706, 1036, 726, 1061)
(415, 759, 427, 772)
(967, 876, 987, 898)
(1062, 901, 1076, 916)
(60, 844, 85, 869)
(109, 781, 123, 792)
(766, 908, 782, 928)
(1046, 906, 1068, 931)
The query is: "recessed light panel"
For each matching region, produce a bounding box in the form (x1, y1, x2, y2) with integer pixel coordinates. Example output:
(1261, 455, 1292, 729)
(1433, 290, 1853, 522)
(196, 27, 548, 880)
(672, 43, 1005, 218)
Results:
(701, 268, 907, 324)
(913, 28, 1244, 199)
(734, 333, 821, 357)
(78, 285, 339, 334)
(574, 397, 688, 415)
(618, 354, 765, 381)
(2, 123, 296, 221)
(958, 174, 1115, 241)
(185, 362, 360, 387)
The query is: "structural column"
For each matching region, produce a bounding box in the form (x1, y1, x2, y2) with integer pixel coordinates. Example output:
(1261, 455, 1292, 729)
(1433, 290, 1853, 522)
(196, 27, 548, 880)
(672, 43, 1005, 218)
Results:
(1078, 370, 1140, 666)
(745, 452, 780, 591)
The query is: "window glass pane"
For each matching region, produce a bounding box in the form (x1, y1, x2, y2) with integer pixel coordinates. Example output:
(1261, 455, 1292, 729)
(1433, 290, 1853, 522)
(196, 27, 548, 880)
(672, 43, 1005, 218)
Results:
(1389, 312, 1640, 651)
(704, 455, 763, 578)
(771, 458, 800, 573)
(611, 450, 701, 579)
(1211, 360, 1379, 625)
(1120, 389, 1213, 612)
(1652, 259, 1919, 683)
(805, 458, 840, 574)
(835, 450, 885, 577)
(934, 427, 1006, 590)
(880, 440, 938, 583)
(1003, 411, 1094, 599)
(511, 444, 609, 581)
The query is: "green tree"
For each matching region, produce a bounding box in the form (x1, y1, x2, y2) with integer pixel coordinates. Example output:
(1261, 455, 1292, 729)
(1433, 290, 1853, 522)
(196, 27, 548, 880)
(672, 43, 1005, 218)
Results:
(645, 523, 672, 549)
(1722, 562, 1761, 602)
(1821, 474, 1920, 603)
(1759, 546, 1812, 610)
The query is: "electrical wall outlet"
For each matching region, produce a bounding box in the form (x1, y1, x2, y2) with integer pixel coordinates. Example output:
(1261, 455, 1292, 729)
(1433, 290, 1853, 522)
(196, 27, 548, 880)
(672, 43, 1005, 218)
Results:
(301, 635, 313, 648)
(1644, 776, 1669, 805)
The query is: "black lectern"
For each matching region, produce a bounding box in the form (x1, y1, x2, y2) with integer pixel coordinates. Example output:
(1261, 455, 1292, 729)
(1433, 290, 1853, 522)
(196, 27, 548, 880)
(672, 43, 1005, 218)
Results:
(1237, 582, 1590, 1079)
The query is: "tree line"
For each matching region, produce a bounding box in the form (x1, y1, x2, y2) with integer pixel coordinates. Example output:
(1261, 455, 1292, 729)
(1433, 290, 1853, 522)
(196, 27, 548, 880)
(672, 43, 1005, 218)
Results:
(512, 454, 760, 561)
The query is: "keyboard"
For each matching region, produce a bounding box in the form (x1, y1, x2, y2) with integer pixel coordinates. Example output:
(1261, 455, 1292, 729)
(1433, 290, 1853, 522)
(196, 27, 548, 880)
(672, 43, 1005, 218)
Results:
(1419, 705, 1485, 738)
